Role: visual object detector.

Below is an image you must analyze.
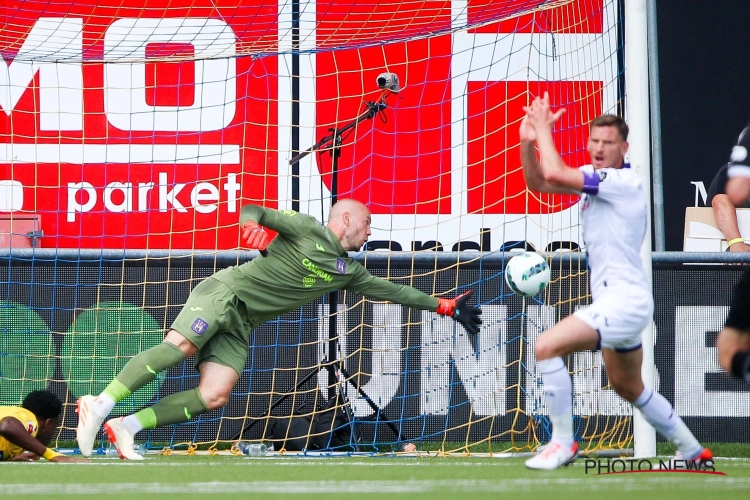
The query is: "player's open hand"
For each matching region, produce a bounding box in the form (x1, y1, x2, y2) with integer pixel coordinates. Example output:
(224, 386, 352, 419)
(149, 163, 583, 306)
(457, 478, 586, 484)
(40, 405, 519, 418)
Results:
(523, 91, 566, 133)
(8, 451, 40, 461)
(241, 221, 269, 251)
(436, 290, 483, 335)
(519, 116, 537, 143)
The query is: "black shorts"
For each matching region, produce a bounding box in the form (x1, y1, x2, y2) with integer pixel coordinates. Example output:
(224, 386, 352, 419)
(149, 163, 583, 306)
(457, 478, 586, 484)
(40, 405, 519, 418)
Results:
(725, 268, 750, 332)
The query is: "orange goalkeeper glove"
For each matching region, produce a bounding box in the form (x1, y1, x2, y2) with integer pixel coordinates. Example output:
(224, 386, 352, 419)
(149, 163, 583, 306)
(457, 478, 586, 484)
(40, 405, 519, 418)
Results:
(241, 221, 269, 255)
(436, 290, 482, 335)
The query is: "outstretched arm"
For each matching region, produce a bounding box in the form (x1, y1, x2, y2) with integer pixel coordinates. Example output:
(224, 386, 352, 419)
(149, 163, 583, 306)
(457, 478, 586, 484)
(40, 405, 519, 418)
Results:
(521, 92, 584, 194)
(346, 264, 482, 335)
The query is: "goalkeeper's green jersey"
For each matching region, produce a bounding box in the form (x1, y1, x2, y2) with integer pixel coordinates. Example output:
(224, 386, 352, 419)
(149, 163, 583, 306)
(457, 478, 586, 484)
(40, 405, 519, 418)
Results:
(211, 205, 439, 326)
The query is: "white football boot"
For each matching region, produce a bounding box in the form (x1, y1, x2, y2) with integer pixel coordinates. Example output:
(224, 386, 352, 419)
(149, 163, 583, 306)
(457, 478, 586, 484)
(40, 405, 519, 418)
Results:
(653, 448, 714, 470)
(103, 418, 145, 461)
(76, 395, 105, 458)
(525, 441, 579, 470)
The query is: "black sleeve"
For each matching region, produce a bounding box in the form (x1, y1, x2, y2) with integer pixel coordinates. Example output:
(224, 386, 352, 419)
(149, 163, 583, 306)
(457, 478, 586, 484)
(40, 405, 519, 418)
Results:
(725, 268, 750, 332)
(707, 163, 730, 202)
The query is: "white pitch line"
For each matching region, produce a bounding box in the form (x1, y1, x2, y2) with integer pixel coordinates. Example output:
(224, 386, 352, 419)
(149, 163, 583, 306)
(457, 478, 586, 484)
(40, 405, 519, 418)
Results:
(2, 477, 750, 495)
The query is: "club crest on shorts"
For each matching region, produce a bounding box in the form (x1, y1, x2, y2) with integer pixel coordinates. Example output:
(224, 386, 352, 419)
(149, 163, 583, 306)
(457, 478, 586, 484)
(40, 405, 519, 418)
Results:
(191, 318, 209, 335)
(336, 259, 347, 274)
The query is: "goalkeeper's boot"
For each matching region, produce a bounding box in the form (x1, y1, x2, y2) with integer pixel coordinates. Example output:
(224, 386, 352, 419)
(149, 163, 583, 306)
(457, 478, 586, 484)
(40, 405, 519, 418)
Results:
(525, 441, 579, 470)
(76, 395, 105, 458)
(103, 417, 145, 461)
(654, 447, 713, 470)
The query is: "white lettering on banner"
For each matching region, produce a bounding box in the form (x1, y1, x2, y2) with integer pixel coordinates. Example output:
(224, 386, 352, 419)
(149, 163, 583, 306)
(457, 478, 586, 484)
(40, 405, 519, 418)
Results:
(316, 303, 402, 417)
(0, 18, 83, 131)
(420, 305, 506, 416)
(367, 208, 582, 254)
(104, 18, 236, 132)
(524, 305, 630, 416)
(675, 306, 750, 417)
(0, 180, 24, 211)
(159, 172, 187, 213)
(690, 181, 708, 207)
(1, 17, 240, 164)
(66, 172, 240, 222)
(104, 182, 133, 213)
(312, 303, 747, 418)
(0, 144, 240, 164)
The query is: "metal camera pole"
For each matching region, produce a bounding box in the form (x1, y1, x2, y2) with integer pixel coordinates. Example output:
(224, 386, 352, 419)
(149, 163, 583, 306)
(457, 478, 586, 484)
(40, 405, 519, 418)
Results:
(288, 97, 388, 400)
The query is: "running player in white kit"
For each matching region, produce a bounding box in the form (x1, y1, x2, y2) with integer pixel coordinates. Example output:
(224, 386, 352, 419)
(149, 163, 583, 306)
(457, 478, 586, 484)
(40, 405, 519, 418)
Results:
(519, 92, 711, 470)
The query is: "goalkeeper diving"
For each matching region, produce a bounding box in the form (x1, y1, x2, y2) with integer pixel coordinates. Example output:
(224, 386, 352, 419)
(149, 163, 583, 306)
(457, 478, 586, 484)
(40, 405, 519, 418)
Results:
(76, 198, 482, 459)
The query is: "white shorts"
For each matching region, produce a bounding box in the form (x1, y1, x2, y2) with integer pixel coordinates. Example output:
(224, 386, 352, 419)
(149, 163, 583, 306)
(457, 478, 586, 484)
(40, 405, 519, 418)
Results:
(573, 286, 654, 352)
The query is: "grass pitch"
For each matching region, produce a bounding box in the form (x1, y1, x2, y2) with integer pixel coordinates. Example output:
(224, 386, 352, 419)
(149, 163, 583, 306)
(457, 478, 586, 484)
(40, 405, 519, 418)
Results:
(1, 453, 748, 499)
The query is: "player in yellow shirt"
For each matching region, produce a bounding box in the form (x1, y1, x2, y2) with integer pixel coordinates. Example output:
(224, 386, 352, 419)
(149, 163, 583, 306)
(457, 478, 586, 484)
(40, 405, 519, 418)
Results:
(0, 390, 85, 462)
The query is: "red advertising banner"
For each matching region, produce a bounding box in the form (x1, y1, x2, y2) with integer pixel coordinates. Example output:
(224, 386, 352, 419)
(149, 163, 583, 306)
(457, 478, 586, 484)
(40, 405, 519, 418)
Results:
(0, 1, 278, 249)
(0, 0, 609, 249)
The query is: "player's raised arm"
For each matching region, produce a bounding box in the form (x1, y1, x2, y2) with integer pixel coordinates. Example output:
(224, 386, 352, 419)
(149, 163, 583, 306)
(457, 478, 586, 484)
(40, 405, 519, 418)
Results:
(521, 92, 583, 195)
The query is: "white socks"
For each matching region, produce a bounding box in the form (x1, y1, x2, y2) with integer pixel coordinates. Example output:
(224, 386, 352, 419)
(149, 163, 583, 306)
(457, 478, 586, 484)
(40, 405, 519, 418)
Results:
(94, 394, 142, 434)
(538, 357, 574, 448)
(121, 415, 144, 434)
(92, 394, 116, 420)
(633, 386, 702, 459)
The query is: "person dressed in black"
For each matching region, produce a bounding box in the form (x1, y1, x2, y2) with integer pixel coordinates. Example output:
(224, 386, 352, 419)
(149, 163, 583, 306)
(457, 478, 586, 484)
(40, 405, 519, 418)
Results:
(707, 162, 750, 253)
(717, 123, 750, 383)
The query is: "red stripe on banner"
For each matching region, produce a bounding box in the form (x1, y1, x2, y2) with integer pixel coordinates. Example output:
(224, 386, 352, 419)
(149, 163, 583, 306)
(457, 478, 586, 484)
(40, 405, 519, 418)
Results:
(469, 0, 604, 34)
(466, 80, 602, 214)
(315, 36, 453, 214)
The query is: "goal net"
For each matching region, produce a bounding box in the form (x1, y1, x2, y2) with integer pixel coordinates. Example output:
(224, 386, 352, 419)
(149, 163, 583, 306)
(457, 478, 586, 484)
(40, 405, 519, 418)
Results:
(0, 0, 636, 456)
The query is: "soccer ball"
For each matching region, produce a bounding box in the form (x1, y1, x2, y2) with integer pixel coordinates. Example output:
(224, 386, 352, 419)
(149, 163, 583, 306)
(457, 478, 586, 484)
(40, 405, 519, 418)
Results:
(504, 251, 550, 297)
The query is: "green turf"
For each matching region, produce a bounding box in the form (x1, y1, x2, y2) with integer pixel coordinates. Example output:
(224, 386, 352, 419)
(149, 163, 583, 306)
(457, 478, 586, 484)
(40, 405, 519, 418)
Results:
(1, 454, 748, 499)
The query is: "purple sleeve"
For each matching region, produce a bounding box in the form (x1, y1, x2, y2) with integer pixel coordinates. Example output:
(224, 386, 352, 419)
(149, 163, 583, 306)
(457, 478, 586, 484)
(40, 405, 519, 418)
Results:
(582, 170, 600, 194)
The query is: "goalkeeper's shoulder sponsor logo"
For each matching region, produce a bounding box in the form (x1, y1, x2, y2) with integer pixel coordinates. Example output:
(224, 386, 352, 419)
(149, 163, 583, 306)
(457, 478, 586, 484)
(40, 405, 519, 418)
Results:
(281, 210, 298, 217)
(301, 258, 333, 283)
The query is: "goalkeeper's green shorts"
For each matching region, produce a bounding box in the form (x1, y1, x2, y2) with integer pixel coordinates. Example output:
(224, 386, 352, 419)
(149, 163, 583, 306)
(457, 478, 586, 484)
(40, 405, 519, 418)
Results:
(170, 277, 252, 376)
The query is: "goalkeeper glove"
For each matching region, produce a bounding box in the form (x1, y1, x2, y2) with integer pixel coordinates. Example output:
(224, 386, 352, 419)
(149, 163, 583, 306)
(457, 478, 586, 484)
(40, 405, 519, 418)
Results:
(436, 290, 482, 335)
(241, 221, 269, 254)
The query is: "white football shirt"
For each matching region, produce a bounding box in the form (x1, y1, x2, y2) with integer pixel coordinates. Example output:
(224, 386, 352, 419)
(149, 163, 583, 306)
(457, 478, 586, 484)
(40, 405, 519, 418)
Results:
(578, 164, 650, 300)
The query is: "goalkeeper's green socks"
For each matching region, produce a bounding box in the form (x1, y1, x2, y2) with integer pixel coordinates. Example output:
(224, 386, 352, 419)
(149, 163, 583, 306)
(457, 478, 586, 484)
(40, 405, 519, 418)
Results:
(91, 342, 186, 420)
(129, 388, 210, 430)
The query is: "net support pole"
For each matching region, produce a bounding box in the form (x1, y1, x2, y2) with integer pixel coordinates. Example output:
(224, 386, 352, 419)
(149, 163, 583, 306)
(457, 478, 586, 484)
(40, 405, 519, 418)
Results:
(625, 0, 657, 458)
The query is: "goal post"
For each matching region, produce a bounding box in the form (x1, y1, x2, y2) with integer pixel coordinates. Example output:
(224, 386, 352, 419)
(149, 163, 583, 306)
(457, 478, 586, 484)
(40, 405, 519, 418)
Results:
(624, 0, 657, 459)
